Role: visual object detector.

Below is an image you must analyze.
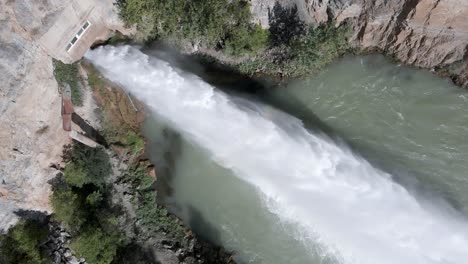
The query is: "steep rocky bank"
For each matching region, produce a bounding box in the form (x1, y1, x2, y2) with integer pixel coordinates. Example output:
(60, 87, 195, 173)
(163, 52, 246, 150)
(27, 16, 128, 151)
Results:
(1, 0, 467, 262)
(0, 0, 69, 229)
(79, 63, 235, 264)
(250, 0, 468, 87)
(0, 0, 126, 230)
(1, 0, 235, 262)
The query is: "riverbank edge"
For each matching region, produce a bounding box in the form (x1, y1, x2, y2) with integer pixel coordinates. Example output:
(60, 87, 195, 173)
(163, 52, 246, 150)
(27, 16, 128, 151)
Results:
(0, 58, 236, 264)
(112, 0, 467, 89)
(79, 62, 237, 263)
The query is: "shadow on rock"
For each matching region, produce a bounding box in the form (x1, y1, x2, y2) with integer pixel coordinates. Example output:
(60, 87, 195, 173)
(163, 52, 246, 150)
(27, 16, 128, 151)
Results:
(186, 206, 221, 246)
(113, 242, 162, 264)
(14, 209, 50, 224)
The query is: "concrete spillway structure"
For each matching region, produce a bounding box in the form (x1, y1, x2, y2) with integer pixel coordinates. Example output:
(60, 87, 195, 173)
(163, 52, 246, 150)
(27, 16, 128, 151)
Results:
(37, 0, 130, 63)
(40, 0, 131, 147)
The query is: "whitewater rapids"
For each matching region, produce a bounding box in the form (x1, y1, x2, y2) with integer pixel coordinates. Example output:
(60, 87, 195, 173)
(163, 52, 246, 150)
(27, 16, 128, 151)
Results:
(86, 46, 468, 264)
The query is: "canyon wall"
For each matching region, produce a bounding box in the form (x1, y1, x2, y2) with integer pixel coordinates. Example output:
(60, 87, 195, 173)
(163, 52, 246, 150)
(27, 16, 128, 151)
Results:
(0, 0, 467, 232)
(0, 0, 125, 230)
(251, 0, 468, 87)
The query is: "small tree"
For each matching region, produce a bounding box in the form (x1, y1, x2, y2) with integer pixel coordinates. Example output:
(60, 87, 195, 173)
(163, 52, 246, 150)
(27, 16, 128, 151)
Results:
(268, 3, 306, 47)
(71, 227, 121, 264)
(63, 144, 111, 189)
(0, 220, 49, 264)
(51, 189, 87, 230)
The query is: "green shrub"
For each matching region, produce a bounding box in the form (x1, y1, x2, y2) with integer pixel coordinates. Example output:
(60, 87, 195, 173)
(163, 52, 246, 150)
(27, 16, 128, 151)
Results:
(135, 191, 181, 234)
(0, 220, 49, 264)
(117, 1, 350, 77)
(268, 3, 306, 47)
(86, 66, 104, 91)
(53, 59, 83, 106)
(63, 163, 87, 188)
(126, 131, 144, 155)
(116, 0, 181, 41)
(52, 143, 112, 229)
(51, 189, 87, 229)
(182, 0, 232, 45)
(289, 24, 349, 73)
(238, 23, 350, 77)
(116, 0, 261, 53)
(86, 191, 103, 207)
(224, 24, 269, 56)
(100, 113, 128, 145)
(51, 143, 125, 263)
(71, 227, 122, 264)
(63, 144, 111, 188)
(122, 166, 184, 238)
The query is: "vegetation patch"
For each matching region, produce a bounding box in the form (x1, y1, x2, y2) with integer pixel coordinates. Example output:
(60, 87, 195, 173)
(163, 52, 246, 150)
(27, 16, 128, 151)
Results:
(116, 1, 350, 78)
(82, 62, 145, 149)
(70, 227, 122, 264)
(2, 54, 212, 264)
(86, 64, 105, 90)
(50, 143, 125, 264)
(50, 188, 87, 230)
(0, 219, 49, 264)
(53, 59, 83, 106)
(120, 165, 185, 239)
(238, 23, 350, 77)
(62, 143, 112, 188)
(126, 131, 145, 156)
(116, 0, 269, 56)
(81, 64, 187, 250)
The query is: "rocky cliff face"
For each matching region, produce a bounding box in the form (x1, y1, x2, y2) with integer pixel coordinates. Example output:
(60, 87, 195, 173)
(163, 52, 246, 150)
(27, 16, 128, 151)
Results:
(251, 0, 468, 87)
(0, 0, 69, 229)
(0, 0, 124, 230)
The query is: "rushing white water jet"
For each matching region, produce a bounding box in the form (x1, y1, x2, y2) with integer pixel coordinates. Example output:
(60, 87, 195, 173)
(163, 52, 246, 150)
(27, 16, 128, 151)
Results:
(86, 45, 468, 264)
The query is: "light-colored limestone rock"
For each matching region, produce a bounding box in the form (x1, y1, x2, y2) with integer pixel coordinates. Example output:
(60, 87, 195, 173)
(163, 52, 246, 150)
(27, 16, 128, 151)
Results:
(0, 0, 128, 230)
(251, 0, 468, 86)
(0, 1, 68, 229)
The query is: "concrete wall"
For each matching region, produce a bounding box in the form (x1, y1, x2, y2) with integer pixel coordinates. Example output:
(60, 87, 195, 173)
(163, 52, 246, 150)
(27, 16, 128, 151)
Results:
(37, 0, 129, 63)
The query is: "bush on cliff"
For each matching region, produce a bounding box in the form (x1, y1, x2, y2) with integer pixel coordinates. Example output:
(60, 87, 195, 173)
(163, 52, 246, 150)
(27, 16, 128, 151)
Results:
(0, 219, 49, 264)
(268, 2, 306, 47)
(51, 189, 87, 230)
(121, 165, 185, 238)
(50, 143, 124, 263)
(117, 1, 349, 77)
(62, 144, 111, 188)
(238, 22, 350, 77)
(286, 23, 350, 74)
(116, 0, 268, 55)
(70, 227, 122, 264)
(53, 59, 83, 106)
(224, 24, 269, 56)
(126, 131, 144, 155)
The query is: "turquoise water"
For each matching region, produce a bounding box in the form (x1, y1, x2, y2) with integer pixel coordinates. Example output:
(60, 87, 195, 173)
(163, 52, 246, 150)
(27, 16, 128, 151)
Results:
(143, 117, 332, 264)
(141, 55, 468, 263)
(273, 55, 468, 213)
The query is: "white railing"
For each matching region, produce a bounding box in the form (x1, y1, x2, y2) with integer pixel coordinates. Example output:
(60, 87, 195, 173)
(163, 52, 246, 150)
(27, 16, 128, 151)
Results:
(66, 21, 91, 52)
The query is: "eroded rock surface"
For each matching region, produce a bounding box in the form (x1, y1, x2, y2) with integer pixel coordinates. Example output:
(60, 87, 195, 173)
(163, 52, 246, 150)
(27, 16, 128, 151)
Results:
(0, 0, 126, 230)
(251, 0, 468, 86)
(0, 1, 69, 229)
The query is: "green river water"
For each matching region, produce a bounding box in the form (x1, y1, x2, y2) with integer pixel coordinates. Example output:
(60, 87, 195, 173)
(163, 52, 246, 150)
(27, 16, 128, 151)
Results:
(272, 55, 468, 213)
(141, 55, 468, 264)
